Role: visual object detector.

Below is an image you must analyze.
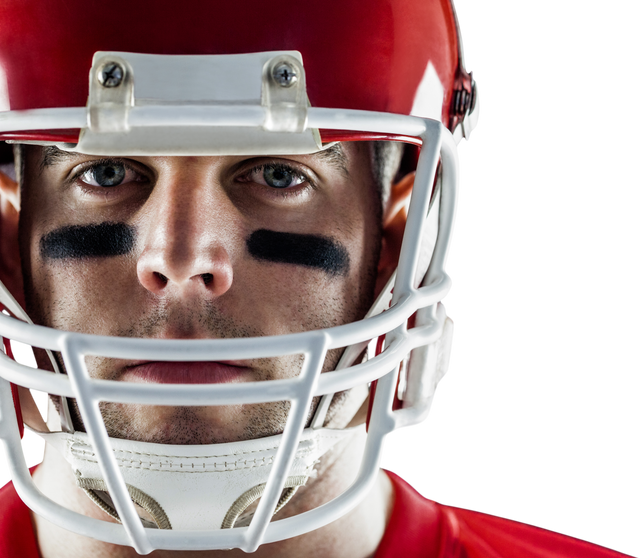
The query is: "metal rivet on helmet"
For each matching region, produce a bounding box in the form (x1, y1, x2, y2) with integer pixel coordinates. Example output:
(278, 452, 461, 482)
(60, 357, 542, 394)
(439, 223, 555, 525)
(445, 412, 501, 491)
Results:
(272, 62, 298, 87)
(98, 62, 124, 88)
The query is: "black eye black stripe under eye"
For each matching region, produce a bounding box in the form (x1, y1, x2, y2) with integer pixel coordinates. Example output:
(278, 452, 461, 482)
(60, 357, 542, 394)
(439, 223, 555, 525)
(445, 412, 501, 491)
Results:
(40, 224, 348, 277)
(246, 229, 350, 277)
(40, 223, 135, 259)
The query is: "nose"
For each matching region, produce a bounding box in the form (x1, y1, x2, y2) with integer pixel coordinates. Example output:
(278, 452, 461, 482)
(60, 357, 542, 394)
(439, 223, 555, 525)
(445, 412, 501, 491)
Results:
(136, 171, 234, 298)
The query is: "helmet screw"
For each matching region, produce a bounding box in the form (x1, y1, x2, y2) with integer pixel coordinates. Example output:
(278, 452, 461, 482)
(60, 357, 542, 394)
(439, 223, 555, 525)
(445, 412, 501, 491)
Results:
(272, 62, 298, 87)
(98, 62, 124, 88)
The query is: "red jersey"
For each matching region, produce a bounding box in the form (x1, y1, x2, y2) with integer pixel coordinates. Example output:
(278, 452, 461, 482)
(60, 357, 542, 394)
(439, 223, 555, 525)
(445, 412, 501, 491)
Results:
(0, 478, 39, 557)
(376, 472, 632, 558)
(0, 472, 632, 557)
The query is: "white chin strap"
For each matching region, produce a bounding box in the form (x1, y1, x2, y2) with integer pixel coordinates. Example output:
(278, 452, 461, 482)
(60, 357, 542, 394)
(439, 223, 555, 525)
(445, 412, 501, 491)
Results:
(41, 426, 358, 531)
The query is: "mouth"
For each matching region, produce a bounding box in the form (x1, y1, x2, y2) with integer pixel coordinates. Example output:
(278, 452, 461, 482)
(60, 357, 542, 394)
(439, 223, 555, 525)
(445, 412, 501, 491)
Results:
(121, 361, 251, 384)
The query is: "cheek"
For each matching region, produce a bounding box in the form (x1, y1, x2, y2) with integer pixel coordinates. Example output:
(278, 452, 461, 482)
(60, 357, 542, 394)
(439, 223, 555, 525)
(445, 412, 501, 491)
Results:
(236, 236, 376, 336)
(329, 226, 381, 328)
(23, 214, 144, 331)
(26, 253, 142, 332)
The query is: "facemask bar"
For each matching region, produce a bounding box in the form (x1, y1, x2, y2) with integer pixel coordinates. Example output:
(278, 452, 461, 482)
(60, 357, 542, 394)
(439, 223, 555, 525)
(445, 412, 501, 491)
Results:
(0, 282, 74, 432)
(0, 114, 457, 552)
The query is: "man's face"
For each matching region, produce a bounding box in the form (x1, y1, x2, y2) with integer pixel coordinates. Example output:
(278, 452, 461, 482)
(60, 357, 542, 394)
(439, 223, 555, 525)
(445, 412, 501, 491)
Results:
(18, 143, 382, 445)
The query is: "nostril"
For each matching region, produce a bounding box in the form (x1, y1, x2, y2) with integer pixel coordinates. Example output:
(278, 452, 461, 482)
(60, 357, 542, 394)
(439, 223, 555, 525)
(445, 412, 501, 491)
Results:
(201, 273, 213, 285)
(155, 272, 168, 285)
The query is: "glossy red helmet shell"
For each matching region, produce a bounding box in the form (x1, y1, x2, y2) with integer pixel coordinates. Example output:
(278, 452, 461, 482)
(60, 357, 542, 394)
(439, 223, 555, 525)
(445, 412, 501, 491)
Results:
(0, 0, 472, 148)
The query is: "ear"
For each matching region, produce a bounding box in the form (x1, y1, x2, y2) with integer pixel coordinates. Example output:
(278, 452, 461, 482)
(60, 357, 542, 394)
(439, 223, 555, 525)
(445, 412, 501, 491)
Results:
(375, 172, 414, 296)
(0, 170, 24, 308)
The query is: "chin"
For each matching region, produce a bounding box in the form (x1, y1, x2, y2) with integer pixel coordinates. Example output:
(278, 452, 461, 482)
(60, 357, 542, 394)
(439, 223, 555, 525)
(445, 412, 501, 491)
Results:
(102, 404, 250, 445)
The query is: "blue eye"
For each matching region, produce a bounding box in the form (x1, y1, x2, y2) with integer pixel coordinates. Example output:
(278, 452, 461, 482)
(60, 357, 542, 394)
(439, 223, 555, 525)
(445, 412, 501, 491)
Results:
(248, 164, 306, 189)
(263, 166, 296, 188)
(80, 162, 126, 187)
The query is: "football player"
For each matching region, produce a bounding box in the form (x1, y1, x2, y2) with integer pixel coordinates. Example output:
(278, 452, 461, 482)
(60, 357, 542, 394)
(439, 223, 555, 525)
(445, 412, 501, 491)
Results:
(0, 0, 630, 557)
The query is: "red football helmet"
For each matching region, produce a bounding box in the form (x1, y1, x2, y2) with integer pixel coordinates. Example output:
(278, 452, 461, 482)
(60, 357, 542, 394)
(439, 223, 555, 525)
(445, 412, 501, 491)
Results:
(0, 0, 477, 552)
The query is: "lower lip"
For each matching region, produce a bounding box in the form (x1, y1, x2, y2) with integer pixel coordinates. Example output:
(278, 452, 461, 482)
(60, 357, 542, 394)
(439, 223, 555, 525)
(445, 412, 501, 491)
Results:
(122, 362, 249, 384)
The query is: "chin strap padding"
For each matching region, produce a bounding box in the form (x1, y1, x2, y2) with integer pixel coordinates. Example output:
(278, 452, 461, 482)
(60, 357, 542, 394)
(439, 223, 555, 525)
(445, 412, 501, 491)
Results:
(77, 475, 172, 530)
(221, 476, 307, 529)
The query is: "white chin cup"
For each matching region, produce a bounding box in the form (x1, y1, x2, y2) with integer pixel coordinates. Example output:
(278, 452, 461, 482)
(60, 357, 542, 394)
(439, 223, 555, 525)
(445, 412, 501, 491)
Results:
(41, 426, 360, 531)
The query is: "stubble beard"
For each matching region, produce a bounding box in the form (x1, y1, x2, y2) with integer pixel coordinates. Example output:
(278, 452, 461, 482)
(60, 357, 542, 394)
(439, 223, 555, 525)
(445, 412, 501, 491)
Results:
(27, 292, 358, 445)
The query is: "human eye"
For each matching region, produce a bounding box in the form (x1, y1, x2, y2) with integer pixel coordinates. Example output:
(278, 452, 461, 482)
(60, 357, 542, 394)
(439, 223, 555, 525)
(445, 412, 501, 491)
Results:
(243, 163, 310, 190)
(74, 160, 146, 188)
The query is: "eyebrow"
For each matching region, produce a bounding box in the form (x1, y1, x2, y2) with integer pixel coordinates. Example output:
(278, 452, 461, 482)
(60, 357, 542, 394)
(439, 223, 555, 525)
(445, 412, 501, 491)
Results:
(315, 143, 349, 177)
(40, 142, 350, 175)
(41, 145, 77, 170)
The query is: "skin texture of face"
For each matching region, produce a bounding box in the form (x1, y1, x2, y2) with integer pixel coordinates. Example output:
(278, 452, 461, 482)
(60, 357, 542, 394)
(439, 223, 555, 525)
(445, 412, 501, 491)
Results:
(18, 143, 383, 445)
